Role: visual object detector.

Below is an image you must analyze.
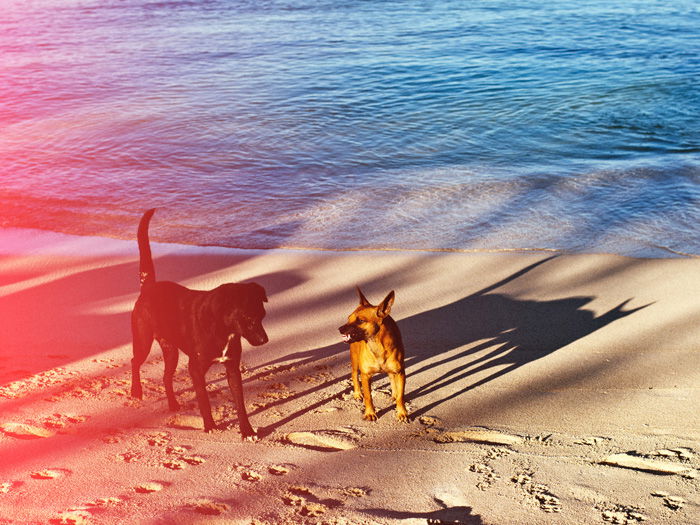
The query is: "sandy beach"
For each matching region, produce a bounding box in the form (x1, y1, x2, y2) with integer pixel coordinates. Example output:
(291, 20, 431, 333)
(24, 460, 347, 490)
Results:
(0, 227, 698, 524)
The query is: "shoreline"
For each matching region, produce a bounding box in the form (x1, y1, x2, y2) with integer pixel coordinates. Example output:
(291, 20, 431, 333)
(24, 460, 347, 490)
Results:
(2, 224, 697, 260)
(0, 226, 698, 523)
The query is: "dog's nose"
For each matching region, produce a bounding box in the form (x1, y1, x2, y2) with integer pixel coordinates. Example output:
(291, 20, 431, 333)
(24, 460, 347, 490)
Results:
(251, 331, 268, 346)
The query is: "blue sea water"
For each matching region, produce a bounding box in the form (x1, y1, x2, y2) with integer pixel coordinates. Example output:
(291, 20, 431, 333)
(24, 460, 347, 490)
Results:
(0, 0, 698, 256)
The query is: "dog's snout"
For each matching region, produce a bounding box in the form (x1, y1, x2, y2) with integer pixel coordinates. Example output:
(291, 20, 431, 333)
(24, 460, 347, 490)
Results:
(255, 330, 269, 346)
(245, 327, 268, 347)
(339, 322, 365, 344)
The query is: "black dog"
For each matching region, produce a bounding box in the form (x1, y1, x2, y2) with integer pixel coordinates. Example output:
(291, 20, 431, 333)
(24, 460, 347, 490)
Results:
(130, 209, 268, 439)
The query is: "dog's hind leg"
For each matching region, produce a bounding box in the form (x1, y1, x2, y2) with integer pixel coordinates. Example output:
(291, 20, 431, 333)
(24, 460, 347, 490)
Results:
(223, 336, 257, 440)
(159, 340, 180, 411)
(130, 312, 154, 400)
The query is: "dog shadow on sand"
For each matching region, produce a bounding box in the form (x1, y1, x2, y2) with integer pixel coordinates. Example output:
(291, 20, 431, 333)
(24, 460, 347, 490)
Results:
(398, 258, 649, 418)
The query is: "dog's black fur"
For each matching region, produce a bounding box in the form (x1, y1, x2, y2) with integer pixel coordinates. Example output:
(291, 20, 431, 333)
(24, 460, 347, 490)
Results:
(130, 209, 268, 439)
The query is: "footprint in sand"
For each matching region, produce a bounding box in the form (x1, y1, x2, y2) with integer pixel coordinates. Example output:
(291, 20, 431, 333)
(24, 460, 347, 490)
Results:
(30, 469, 66, 480)
(469, 463, 500, 491)
(651, 491, 685, 511)
(282, 492, 305, 507)
(91, 358, 120, 370)
(418, 415, 442, 427)
(231, 463, 266, 481)
(167, 414, 205, 431)
(662, 496, 685, 511)
(50, 510, 91, 524)
(189, 499, 230, 516)
(134, 481, 165, 494)
(0, 368, 74, 400)
(268, 464, 292, 476)
(486, 447, 513, 460)
(299, 502, 327, 517)
(409, 415, 443, 437)
(145, 431, 172, 447)
(653, 447, 694, 461)
(181, 455, 206, 465)
(467, 447, 513, 491)
(85, 496, 123, 508)
(282, 487, 325, 516)
(0, 481, 17, 494)
(117, 451, 142, 463)
(41, 414, 90, 431)
(596, 503, 646, 524)
(241, 469, 262, 481)
(165, 445, 189, 455)
(342, 487, 370, 498)
(162, 443, 206, 466)
(511, 472, 561, 513)
(282, 485, 343, 517)
(0, 422, 54, 439)
(286, 427, 362, 451)
(162, 459, 186, 470)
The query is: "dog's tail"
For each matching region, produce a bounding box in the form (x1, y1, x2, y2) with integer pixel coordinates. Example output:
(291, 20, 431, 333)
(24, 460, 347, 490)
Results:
(137, 208, 157, 288)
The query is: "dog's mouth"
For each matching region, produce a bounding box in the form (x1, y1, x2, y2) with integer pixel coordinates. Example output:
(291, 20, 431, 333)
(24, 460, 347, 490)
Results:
(339, 324, 365, 344)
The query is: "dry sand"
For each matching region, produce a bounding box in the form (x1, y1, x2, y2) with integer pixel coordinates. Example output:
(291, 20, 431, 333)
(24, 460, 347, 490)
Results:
(0, 227, 698, 524)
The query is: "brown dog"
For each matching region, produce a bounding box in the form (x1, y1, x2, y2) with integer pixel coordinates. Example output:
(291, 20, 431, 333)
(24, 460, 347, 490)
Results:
(130, 209, 269, 439)
(338, 288, 408, 422)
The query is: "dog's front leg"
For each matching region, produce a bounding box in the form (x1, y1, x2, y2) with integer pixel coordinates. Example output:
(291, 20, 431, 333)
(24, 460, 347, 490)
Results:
(390, 371, 408, 422)
(360, 372, 377, 421)
(224, 337, 257, 441)
(350, 343, 362, 400)
(187, 357, 216, 432)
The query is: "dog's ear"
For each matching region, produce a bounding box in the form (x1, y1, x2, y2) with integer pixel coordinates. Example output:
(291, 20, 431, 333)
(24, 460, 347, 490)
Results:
(250, 282, 268, 303)
(357, 287, 371, 307)
(377, 290, 395, 318)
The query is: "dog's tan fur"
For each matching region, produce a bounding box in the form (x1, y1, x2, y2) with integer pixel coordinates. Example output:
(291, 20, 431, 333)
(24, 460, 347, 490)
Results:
(339, 288, 408, 422)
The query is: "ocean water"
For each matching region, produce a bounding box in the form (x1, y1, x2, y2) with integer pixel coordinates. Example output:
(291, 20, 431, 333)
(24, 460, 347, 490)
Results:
(0, 0, 698, 257)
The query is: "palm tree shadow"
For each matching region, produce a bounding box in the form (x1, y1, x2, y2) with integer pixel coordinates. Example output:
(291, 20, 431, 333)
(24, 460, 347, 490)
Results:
(395, 259, 650, 418)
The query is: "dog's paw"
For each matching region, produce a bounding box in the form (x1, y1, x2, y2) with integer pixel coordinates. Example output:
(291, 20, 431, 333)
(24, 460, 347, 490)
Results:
(396, 412, 409, 423)
(240, 426, 259, 442)
(363, 412, 378, 422)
